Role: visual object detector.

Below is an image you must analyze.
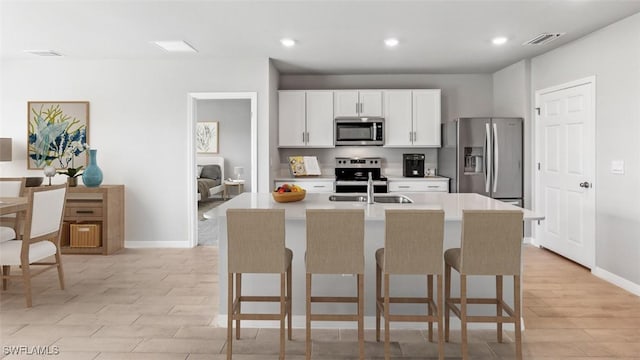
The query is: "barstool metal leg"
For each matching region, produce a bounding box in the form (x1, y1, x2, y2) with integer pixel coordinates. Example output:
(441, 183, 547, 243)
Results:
(514, 275, 523, 360)
(428, 274, 434, 342)
(280, 273, 286, 360)
(437, 274, 445, 360)
(376, 263, 381, 342)
(236, 273, 242, 340)
(227, 273, 234, 360)
(306, 273, 312, 360)
(496, 275, 503, 343)
(444, 264, 451, 342)
(358, 273, 365, 360)
(460, 274, 468, 360)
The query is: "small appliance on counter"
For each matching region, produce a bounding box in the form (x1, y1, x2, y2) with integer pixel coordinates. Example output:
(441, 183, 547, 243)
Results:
(403, 153, 425, 177)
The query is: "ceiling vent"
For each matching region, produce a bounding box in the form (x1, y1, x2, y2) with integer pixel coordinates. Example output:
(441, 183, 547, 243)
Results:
(24, 50, 63, 57)
(522, 33, 564, 46)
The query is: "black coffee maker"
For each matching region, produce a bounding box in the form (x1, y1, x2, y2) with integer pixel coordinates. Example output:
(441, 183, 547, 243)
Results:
(403, 153, 425, 177)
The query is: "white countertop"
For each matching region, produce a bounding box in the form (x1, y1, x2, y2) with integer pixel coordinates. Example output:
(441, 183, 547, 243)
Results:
(205, 192, 543, 222)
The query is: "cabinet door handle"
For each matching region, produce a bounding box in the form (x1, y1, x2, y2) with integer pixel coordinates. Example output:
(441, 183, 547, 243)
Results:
(356, 103, 359, 114)
(302, 132, 305, 143)
(313, 185, 325, 188)
(427, 185, 439, 188)
(398, 186, 411, 189)
(76, 210, 94, 214)
(409, 132, 413, 142)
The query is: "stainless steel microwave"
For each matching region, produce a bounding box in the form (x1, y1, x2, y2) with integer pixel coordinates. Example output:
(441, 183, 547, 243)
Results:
(335, 117, 384, 146)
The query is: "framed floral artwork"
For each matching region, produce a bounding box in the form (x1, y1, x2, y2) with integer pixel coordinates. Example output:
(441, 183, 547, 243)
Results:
(27, 101, 90, 170)
(196, 121, 219, 154)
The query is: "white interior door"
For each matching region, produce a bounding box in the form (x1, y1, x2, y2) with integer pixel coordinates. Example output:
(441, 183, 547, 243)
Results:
(535, 78, 595, 268)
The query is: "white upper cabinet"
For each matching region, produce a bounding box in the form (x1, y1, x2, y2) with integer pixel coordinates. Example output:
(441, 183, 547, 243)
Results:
(384, 89, 441, 147)
(412, 89, 441, 147)
(305, 91, 334, 147)
(278, 91, 306, 147)
(334, 90, 383, 117)
(384, 90, 413, 146)
(278, 90, 334, 148)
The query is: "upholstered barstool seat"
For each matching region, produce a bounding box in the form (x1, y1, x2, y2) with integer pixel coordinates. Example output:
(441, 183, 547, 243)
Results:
(305, 209, 365, 360)
(375, 209, 445, 360)
(226, 208, 292, 360)
(444, 209, 524, 360)
(443, 248, 461, 270)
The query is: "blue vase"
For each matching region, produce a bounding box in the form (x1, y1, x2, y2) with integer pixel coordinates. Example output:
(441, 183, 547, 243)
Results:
(82, 149, 103, 187)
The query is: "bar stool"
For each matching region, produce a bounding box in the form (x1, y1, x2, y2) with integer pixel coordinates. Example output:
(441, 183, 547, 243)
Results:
(226, 209, 292, 360)
(444, 210, 524, 360)
(376, 209, 445, 360)
(305, 209, 365, 360)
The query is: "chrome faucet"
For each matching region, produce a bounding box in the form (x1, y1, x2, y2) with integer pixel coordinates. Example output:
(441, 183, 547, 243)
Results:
(367, 172, 374, 204)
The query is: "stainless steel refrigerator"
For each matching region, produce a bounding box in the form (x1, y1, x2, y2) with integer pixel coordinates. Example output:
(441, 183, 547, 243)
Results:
(439, 117, 523, 206)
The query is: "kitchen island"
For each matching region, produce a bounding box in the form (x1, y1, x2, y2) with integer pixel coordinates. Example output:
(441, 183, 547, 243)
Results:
(205, 192, 543, 329)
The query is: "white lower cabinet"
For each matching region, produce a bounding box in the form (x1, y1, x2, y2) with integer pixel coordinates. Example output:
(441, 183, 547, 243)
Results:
(274, 179, 335, 193)
(388, 179, 449, 193)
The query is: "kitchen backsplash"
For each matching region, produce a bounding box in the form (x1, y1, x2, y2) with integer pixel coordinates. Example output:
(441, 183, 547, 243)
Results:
(278, 147, 439, 177)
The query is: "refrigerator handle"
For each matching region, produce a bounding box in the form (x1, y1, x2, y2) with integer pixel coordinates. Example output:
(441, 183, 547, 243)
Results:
(493, 123, 499, 193)
(485, 123, 491, 193)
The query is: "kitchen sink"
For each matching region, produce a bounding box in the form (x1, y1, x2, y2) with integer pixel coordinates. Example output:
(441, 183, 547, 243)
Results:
(328, 195, 413, 204)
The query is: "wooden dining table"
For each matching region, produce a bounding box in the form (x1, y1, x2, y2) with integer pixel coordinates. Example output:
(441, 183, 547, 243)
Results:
(0, 197, 28, 216)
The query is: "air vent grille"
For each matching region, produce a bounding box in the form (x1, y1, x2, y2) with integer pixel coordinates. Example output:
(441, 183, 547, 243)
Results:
(522, 33, 564, 46)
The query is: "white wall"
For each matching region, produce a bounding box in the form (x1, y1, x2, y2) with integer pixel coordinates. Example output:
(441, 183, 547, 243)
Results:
(197, 99, 252, 191)
(531, 13, 640, 286)
(1, 58, 271, 245)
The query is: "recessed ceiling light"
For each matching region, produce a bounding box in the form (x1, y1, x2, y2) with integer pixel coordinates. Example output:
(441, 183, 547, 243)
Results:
(492, 37, 508, 45)
(384, 38, 399, 47)
(152, 40, 197, 53)
(280, 38, 296, 47)
(24, 50, 62, 57)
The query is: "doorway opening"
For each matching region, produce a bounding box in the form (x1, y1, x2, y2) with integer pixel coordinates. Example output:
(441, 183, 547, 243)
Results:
(187, 92, 257, 247)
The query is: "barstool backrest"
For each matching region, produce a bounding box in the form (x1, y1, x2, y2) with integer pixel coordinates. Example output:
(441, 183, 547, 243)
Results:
(384, 209, 445, 275)
(306, 209, 364, 274)
(227, 209, 286, 273)
(460, 210, 523, 275)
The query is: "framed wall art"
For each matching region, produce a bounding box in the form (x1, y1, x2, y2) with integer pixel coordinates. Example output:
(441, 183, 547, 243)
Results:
(27, 101, 90, 169)
(196, 121, 219, 154)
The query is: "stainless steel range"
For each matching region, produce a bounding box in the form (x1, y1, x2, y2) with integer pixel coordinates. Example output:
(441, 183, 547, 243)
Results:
(335, 157, 388, 193)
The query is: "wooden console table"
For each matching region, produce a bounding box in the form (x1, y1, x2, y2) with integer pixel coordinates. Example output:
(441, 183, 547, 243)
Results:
(61, 185, 124, 255)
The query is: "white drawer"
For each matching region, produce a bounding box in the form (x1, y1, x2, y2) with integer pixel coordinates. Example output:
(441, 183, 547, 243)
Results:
(389, 180, 449, 192)
(275, 180, 334, 193)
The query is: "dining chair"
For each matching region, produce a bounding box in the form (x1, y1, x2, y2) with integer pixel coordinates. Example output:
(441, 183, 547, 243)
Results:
(376, 209, 445, 360)
(444, 209, 524, 360)
(305, 209, 365, 360)
(226, 209, 292, 360)
(0, 177, 26, 242)
(0, 183, 67, 307)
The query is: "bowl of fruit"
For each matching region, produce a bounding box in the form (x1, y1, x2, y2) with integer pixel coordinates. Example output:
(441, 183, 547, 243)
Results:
(272, 183, 306, 203)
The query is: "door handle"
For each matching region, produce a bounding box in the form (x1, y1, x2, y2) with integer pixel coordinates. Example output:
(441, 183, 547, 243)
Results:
(492, 123, 499, 193)
(485, 123, 491, 193)
(579, 182, 591, 188)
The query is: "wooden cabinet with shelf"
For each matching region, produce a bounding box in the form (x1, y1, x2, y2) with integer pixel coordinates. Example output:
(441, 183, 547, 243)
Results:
(61, 185, 124, 255)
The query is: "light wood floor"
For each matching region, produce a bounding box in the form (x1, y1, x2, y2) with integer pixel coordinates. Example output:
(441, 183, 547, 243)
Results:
(0, 246, 638, 359)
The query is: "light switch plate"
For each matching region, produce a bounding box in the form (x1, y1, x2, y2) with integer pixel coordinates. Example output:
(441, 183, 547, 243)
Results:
(611, 160, 624, 174)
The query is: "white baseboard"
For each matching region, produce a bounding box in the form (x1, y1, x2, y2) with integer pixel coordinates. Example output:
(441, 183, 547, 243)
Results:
(216, 315, 523, 331)
(125, 241, 192, 248)
(592, 267, 640, 296)
(523, 237, 537, 246)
